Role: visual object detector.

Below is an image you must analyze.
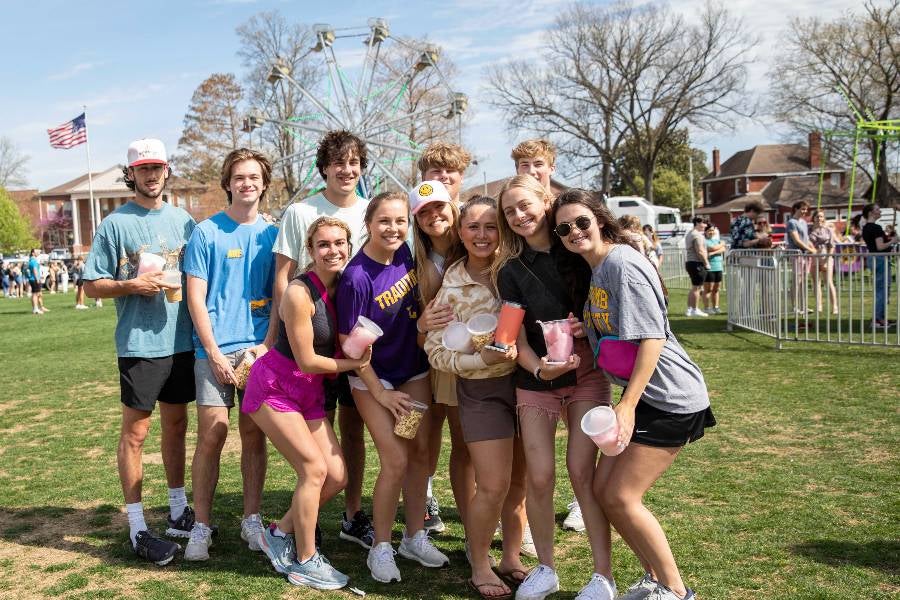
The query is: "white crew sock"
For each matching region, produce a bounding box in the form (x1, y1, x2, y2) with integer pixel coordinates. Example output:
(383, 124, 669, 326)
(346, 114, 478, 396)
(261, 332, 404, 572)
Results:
(426, 476, 434, 499)
(126, 502, 147, 548)
(168, 487, 188, 521)
(273, 525, 287, 538)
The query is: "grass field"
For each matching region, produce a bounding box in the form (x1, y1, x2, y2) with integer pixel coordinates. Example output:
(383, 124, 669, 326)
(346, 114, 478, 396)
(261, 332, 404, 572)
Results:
(0, 290, 897, 600)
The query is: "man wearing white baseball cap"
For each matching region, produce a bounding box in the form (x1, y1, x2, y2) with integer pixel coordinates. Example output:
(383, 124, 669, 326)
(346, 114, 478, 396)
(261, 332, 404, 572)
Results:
(83, 138, 198, 566)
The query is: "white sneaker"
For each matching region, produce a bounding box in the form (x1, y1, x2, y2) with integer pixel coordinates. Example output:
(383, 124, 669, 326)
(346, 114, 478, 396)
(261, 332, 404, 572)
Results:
(646, 584, 695, 600)
(693, 308, 708, 317)
(617, 573, 657, 600)
(520, 523, 537, 558)
(574, 573, 616, 600)
(184, 522, 213, 561)
(684, 308, 694, 317)
(516, 564, 560, 600)
(398, 529, 449, 567)
(240, 513, 264, 552)
(367, 541, 401, 583)
(562, 500, 585, 532)
(75, 304, 89, 310)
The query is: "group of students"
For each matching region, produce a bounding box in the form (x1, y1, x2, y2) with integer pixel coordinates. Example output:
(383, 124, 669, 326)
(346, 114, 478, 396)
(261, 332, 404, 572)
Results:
(84, 133, 713, 600)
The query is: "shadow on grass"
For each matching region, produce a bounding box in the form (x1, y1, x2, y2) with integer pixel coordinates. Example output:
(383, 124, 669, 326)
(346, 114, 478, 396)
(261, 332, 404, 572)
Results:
(0, 492, 488, 598)
(792, 539, 899, 574)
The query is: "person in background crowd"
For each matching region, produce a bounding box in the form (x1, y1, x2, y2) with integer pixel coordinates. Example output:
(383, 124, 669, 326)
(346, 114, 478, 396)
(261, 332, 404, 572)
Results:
(643, 224, 662, 268)
(861, 203, 896, 329)
(249, 216, 372, 590)
(60, 260, 69, 294)
(512, 139, 557, 195)
(425, 196, 527, 600)
(551, 190, 714, 600)
(272, 130, 375, 551)
(730, 202, 769, 249)
(83, 138, 196, 566)
(27, 249, 47, 315)
(702, 226, 725, 315)
(73, 257, 89, 309)
(809, 210, 839, 315)
(336, 191, 447, 583)
(786, 201, 816, 315)
(683, 218, 709, 317)
(1, 261, 9, 298)
(12, 262, 24, 298)
(48, 261, 59, 294)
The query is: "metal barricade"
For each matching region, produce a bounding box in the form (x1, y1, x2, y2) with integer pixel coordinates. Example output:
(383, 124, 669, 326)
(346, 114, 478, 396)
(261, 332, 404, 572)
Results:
(659, 245, 690, 289)
(726, 248, 900, 348)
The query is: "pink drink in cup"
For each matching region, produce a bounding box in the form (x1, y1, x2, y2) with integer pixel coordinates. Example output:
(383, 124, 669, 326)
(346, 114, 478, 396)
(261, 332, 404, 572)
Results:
(580, 406, 626, 456)
(538, 319, 574, 363)
(342, 315, 383, 359)
(137, 252, 166, 276)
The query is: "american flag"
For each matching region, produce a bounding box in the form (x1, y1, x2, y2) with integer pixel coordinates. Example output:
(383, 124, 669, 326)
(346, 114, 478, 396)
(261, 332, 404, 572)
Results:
(47, 113, 87, 149)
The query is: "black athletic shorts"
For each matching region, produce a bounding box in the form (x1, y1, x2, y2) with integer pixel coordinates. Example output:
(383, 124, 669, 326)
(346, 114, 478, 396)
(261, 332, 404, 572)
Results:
(29, 280, 42, 293)
(685, 261, 708, 286)
(118, 351, 196, 412)
(630, 400, 716, 447)
(704, 270, 723, 284)
(323, 372, 355, 412)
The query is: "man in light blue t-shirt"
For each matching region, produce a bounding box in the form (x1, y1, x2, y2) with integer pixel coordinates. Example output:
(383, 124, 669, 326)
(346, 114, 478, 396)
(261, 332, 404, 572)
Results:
(183, 148, 279, 561)
(83, 138, 196, 566)
(27, 248, 47, 314)
(786, 201, 816, 314)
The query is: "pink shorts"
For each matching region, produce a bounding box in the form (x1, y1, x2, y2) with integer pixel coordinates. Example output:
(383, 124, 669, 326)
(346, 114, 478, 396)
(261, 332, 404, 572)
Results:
(516, 338, 611, 420)
(241, 348, 326, 421)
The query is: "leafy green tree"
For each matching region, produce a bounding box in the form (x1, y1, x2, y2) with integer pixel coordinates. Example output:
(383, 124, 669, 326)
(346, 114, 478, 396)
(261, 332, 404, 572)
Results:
(0, 187, 38, 254)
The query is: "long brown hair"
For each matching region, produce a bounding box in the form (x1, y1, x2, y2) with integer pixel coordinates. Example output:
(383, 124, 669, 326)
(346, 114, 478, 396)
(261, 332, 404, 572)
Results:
(413, 200, 462, 305)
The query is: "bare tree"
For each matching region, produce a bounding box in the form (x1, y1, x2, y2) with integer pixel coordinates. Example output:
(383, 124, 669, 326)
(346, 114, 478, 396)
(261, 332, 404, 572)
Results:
(171, 73, 244, 183)
(237, 11, 322, 203)
(769, 0, 900, 205)
(0, 137, 30, 189)
(488, 1, 754, 202)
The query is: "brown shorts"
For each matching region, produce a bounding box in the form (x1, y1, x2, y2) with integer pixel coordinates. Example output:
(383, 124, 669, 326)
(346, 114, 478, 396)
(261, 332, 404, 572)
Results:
(456, 375, 517, 443)
(517, 338, 612, 420)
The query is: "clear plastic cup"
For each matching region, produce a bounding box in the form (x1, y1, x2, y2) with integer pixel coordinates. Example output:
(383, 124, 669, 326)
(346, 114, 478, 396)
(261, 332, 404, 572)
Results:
(539, 319, 574, 364)
(580, 406, 626, 456)
(441, 321, 474, 353)
(394, 400, 429, 439)
(162, 269, 182, 302)
(467, 313, 498, 351)
(342, 315, 383, 359)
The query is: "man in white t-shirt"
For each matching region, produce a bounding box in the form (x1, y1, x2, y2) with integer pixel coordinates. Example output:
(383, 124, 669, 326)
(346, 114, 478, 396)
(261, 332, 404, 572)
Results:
(271, 130, 374, 549)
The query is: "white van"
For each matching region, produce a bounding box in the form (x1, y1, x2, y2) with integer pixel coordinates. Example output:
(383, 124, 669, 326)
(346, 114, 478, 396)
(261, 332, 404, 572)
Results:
(604, 196, 689, 239)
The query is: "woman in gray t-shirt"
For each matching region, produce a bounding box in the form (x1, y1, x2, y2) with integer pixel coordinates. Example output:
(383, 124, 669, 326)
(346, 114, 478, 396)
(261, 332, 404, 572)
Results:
(550, 189, 714, 600)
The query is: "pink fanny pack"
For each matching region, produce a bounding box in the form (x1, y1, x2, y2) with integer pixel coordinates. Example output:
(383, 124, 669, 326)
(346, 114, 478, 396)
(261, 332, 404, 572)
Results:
(594, 336, 639, 380)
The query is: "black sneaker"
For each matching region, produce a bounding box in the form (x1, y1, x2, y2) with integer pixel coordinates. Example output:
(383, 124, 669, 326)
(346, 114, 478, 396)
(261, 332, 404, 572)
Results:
(133, 529, 179, 566)
(424, 496, 445, 534)
(166, 506, 195, 538)
(339, 510, 374, 550)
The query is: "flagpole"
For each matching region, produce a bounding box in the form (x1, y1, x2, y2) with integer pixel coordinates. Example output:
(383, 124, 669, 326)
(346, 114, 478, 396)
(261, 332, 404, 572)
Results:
(83, 106, 97, 239)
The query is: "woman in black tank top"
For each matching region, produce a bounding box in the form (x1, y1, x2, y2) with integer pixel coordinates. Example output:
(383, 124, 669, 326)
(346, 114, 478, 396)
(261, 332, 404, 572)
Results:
(242, 217, 372, 589)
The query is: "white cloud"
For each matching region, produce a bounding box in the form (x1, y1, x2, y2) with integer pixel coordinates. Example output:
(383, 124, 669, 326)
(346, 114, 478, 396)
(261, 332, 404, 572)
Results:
(48, 62, 100, 81)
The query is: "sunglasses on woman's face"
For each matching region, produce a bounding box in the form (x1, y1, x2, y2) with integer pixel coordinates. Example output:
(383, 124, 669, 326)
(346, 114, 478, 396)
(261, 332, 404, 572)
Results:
(554, 215, 593, 237)
(756, 221, 768, 225)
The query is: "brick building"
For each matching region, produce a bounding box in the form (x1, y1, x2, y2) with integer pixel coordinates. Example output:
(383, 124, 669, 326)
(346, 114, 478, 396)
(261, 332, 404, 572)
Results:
(33, 167, 225, 255)
(696, 133, 857, 232)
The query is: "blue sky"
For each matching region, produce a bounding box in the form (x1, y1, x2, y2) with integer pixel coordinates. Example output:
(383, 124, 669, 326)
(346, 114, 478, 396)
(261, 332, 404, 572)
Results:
(0, 0, 853, 192)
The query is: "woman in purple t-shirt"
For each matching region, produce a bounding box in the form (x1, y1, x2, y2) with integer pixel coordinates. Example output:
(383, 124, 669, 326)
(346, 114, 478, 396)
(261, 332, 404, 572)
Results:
(335, 191, 446, 583)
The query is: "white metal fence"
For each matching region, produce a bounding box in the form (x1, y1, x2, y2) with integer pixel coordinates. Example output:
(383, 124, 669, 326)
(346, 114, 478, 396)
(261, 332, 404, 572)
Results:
(725, 247, 899, 348)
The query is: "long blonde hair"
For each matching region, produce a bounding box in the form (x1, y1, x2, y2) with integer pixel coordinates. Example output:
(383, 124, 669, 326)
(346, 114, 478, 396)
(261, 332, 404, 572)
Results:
(491, 175, 552, 288)
(413, 201, 462, 305)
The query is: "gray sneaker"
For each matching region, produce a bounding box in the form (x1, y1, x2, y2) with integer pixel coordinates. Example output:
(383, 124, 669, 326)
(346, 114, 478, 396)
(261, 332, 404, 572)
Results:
(645, 585, 694, 600)
(259, 523, 296, 574)
(398, 529, 449, 568)
(240, 514, 264, 552)
(616, 574, 657, 600)
(184, 522, 213, 562)
(286, 551, 349, 590)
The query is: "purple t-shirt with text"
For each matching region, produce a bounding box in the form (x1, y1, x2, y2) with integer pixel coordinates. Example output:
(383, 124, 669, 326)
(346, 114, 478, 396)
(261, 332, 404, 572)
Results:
(336, 243, 428, 386)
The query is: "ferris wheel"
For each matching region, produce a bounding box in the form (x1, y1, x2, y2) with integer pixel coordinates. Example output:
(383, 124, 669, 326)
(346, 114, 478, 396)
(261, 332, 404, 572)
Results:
(251, 18, 468, 201)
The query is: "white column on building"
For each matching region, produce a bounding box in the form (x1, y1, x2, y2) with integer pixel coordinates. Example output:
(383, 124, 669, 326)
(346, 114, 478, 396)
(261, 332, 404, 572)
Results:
(71, 197, 81, 247)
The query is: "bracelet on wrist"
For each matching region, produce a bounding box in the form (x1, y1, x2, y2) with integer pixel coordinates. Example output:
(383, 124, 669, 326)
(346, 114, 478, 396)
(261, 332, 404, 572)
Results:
(533, 365, 543, 381)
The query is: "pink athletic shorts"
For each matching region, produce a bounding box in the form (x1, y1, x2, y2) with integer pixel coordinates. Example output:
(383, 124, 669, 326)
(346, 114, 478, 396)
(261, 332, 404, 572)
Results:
(241, 348, 326, 421)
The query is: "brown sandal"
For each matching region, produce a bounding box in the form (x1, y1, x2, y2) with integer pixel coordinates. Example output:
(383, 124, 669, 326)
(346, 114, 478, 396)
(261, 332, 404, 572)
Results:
(468, 578, 512, 600)
(495, 567, 529, 587)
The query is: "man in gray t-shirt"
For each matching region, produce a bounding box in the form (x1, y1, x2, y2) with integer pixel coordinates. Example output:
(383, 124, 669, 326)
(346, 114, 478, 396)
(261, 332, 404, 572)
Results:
(683, 217, 710, 317)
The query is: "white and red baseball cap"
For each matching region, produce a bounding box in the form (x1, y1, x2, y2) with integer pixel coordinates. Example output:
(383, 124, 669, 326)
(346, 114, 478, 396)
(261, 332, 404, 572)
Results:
(127, 138, 168, 167)
(409, 180, 452, 215)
